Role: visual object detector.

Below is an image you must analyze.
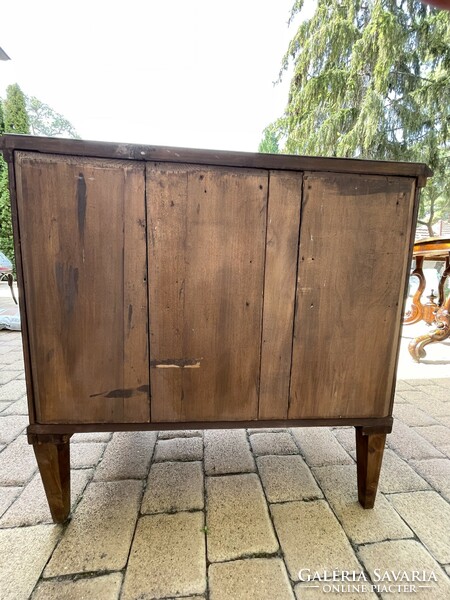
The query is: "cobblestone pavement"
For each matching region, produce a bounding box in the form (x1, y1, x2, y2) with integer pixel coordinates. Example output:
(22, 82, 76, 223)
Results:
(0, 326, 449, 599)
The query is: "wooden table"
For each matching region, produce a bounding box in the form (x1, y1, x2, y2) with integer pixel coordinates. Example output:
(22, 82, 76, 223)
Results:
(0, 134, 431, 522)
(405, 237, 450, 361)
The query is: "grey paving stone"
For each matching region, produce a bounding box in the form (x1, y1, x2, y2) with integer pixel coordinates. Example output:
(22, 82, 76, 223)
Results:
(0, 485, 21, 518)
(0, 371, 19, 385)
(401, 392, 450, 419)
(70, 442, 105, 469)
(333, 428, 356, 459)
(358, 539, 450, 600)
(206, 473, 278, 562)
(142, 461, 204, 513)
(412, 425, 450, 454)
(44, 479, 142, 576)
(0, 469, 92, 527)
(0, 414, 28, 444)
(414, 384, 450, 401)
(378, 449, 430, 493)
(72, 431, 113, 443)
(312, 465, 413, 544)
(257, 455, 322, 503)
(0, 379, 27, 402)
(388, 491, 450, 564)
(410, 458, 450, 500)
(204, 429, 255, 475)
(430, 378, 450, 390)
(291, 428, 354, 466)
(395, 380, 415, 392)
(0, 525, 61, 600)
(209, 558, 295, 600)
(94, 431, 157, 480)
(0, 351, 24, 365)
(394, 404, 439, 426)
(271, 500, 362, 581)
(387, 420, 444, 460)
(32, 573, 122, 600)
(0, 434, 37, 485)
(122, 512, 206, 599)
(158, 429, 202, 439)
(0, 395, 28, 415)
(249, 431, 298, 456)
(154, 436, 203, 462)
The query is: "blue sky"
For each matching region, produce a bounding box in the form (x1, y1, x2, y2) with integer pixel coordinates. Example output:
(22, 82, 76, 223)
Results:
(0, 0, 312, 151)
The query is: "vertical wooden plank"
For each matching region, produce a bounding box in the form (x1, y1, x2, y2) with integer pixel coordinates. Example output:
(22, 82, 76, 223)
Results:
(148, 163, 267, 422)
(259, 171, 302, 419)
(289, 172, 416, 420)
(15, 152, 149, 423)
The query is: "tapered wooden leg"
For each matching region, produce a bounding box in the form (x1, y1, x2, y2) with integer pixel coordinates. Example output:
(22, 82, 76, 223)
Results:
(355, 427, 386, 509)
(30, 434, 71, 524)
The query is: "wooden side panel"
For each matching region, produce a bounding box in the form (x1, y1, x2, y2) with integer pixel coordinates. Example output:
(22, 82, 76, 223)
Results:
(147, 163, 267, 422)
(15, 152, 149, 423)
(289, 173, 416, 419)
(259, 171, 302, 419)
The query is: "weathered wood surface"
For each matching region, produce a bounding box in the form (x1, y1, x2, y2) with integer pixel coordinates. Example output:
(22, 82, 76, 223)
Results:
(147, 163, 267, 422)
(289, 173, 416, 419)
(15, 152, 149, 423)
(259, 171, 302, 420)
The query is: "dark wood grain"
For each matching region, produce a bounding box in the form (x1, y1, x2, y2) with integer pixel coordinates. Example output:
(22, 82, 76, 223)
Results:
(289, 173, 416, 419)
(15, 152, 149, 423)
(0, 134, 432, 183)
(32, 436, 71, 523)
(355, 427, 386, 509)
(259, 171, 302, 419)
(147, 163, 267, 422)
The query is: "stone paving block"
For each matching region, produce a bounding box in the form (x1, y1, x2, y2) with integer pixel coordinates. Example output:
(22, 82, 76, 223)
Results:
(414, 384, 450, 401)
(291, 428, 354, 466)
(94, 431, 157, 480)
(0, 469, 92, 527)
(0, 351, 24, 365)
(0, 485, 21, 518)
(0, 371, 19, 384)
(257, 455, 322, 503)
(313, 465, 412, 544)
(333, 428, 356, 458)
(1, 395, 28, 415)
(0, 414, 28, 444)
(249, 431, 298, 456)
(154, 436, 203, 462)
(358, 539, 450, 600)
(410, 458, 450, 501)
(122, 512, 206, 599)
(0, 434, 37, 485)
(72, 431, 113, 443)
(70, 442, 105, 469)
(209, 558, 294, 600)
(403, 378, 435, 386)
(0, 525, 61, 600)
(412, 425, 450, 454)
(387, 420, 444, 460)
(0, 379, 27, 402)
(430, 378, 450, 390)
(271, 500, 362, 581)
(204, 429, 255, 475)
(158, 429, 202, 439)
(388, 491, 450, 564)
(394, 404, 439, 426)
(401, 392, 450, 419)
(295, 582, 378, 599)
(32, 573, 123, 600)
(206, 473, 278, 562)
(44, 479, 142, 576)
(438, 416, 450, 427)
(395, 380, 415, 392)
(142, 461, 203, 513)
(378, 449, 430, 493)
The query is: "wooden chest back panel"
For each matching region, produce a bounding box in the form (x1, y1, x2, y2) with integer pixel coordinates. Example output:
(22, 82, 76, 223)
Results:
(147, 163, 268, 422)
(15, 153, 150, 423)
(289, 173, 416, 419)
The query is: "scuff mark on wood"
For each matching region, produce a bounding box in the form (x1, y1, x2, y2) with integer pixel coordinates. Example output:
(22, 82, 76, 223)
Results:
(77, 173, 87, 243)
(150, 358, 202, 368)
(128, 303, 133, 331)
(90, 384, 149, 399)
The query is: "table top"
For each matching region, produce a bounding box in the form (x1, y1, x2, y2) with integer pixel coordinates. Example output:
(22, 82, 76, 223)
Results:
(413, 237, 450, 258)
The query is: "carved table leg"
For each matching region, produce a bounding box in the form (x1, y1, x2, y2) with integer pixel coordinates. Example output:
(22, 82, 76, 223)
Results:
(355, 427, 386, 509)
(409, 297, 450, 362)
(404, 256, 425, 325)
(29, 433, 71, 524)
